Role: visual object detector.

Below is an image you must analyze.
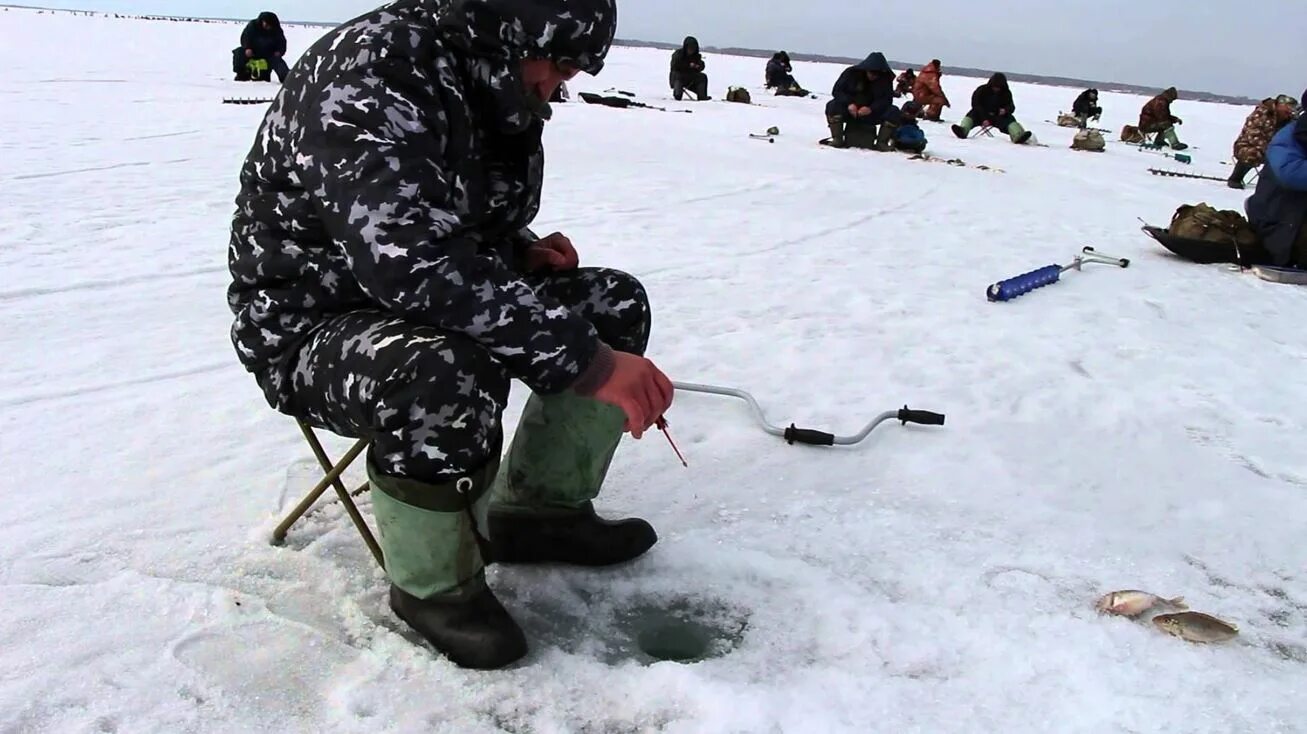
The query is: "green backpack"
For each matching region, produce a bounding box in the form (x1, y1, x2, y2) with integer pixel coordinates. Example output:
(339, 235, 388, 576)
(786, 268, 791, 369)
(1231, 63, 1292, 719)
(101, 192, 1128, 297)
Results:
(1169, 203, 1258, 248)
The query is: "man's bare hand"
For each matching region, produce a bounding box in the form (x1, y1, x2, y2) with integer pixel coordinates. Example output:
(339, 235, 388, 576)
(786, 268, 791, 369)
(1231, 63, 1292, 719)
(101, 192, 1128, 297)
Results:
(524, 232, 579, 272)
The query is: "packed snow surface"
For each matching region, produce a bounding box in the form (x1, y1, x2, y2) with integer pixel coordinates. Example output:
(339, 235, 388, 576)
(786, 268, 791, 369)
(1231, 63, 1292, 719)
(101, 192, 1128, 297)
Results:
(2, 8, 1306, 734)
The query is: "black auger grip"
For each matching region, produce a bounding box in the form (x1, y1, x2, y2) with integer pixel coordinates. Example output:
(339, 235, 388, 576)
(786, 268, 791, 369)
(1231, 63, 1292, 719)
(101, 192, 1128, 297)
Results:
(898, 406, 946, 426)
(784, 424, 835, 446)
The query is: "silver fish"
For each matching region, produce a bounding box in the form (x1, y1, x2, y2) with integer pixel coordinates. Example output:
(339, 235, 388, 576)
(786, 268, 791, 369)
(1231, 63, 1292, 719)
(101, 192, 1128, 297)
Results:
(1095, 590, 1188, 618)
(1153, 612, 1239, 643)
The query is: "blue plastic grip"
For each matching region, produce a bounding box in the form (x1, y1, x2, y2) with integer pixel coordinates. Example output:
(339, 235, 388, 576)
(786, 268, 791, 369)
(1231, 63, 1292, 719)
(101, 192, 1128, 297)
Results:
(987, 264, 1062, 301)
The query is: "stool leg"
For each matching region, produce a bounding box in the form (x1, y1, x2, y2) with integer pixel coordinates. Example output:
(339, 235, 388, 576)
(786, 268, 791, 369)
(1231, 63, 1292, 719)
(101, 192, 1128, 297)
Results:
(272, 426, 367, 541)
(333, 480, 384, 568)
(298, 425, 384, 568)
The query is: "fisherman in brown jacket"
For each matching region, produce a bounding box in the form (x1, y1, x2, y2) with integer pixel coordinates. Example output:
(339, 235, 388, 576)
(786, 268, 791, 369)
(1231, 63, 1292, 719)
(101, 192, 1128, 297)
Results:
(1139, 86, 1186, 150)
(1229, 94, 1300, 189)
(911, 59, 949, 121)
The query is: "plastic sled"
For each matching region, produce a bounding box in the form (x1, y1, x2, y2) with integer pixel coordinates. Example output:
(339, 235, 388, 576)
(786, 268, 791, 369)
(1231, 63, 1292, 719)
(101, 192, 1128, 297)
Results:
(1141, 225, 1270, 266)
(1251, 265, 1307, 285)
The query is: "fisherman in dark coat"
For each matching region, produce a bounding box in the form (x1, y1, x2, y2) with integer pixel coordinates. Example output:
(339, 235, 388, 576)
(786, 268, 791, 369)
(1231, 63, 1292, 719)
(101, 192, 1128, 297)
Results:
(823, 52, 901, 150)
(1072, 88, 1102, 125)
(669, 35, 709, 100)
(231, 11, 289, 82)
(765, 51, 807, 96)
(951, 73, 1032, 144)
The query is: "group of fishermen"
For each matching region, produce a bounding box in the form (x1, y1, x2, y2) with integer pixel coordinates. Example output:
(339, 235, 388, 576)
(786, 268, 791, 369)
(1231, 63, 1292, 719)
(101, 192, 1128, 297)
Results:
(759, 46, 1303, 196)
(227, 0, 1307, 673)
(1063, 85, 1302, 189)
(817, 53, 1032, 151)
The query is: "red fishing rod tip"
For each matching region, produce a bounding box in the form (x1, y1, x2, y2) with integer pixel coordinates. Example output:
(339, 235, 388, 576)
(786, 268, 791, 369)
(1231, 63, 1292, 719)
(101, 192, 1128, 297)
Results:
(656, 416, 687, 467)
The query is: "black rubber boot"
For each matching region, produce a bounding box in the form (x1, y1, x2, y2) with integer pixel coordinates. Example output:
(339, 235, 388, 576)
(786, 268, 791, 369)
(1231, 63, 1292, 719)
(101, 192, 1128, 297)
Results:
(389, 579, 527, 670)
(1227, 162, 1252, 189)
(489, 502, 657, 566)
(951, 123, 968, 139)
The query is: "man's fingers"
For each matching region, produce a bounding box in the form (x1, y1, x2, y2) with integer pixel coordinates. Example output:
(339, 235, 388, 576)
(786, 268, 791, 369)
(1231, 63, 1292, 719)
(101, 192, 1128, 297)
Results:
(624, 398, 647, 439)
(635, 382, 658, 432)
(640, 381, 662, 432)
(653, 369, 674, 413)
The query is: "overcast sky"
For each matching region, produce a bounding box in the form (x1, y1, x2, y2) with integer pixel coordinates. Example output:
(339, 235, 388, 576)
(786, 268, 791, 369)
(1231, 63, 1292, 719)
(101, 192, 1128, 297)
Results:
(28, 0, 1307, 98)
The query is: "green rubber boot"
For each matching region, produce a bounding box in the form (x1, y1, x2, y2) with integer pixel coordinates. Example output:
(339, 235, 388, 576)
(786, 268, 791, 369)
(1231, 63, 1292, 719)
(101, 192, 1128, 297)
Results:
(489, 392, 657, 566)
(1162, 126, 1187, 150)
(1007, 120, 1033, 144)
(369, 454, 528, 670)
(951, 116, 974, 139)
(874, 122, 896, 152)
(826, 115, 847, 148)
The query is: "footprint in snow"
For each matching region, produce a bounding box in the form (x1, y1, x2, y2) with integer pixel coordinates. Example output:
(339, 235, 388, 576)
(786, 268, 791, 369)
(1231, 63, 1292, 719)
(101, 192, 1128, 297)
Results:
(172, 620, 357, 724)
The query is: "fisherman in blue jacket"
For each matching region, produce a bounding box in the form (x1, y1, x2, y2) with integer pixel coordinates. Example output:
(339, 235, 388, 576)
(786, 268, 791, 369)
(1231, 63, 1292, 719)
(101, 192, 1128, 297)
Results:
(232, 11, 289, 82)
(1246, 108, 1307, 268)
(824, 52, 901, 150)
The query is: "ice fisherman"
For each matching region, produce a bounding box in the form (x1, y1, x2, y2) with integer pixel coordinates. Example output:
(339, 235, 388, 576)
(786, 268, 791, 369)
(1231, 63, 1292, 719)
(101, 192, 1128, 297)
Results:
(895, 68, 915, 98)
(1228, 93, 1300, 189)
(911, 59, 949, 121)
(765, 51, 807, 96)
(227, 0, 674, 670)
(952, 73, 1032, 144)
(893, 101, 929, 153)
(669, 36, 709, 101)
(1072, 88, 1102, 126)
(231, 11, 289, 82)
(1245, 110, 1307, 268)
(824, 52, 901, 151)
(1138, 86, 1187, 150)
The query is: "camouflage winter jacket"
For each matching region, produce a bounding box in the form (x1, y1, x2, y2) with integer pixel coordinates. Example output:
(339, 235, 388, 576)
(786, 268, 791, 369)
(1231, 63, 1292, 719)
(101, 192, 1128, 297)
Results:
(1139, 92, 1178, 132)
(1233, 99, 1289, 166)
(226, 0, 616, 409)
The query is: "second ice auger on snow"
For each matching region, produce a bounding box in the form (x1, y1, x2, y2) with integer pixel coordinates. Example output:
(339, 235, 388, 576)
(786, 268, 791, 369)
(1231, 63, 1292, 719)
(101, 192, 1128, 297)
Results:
(986, 247, 1129, 302)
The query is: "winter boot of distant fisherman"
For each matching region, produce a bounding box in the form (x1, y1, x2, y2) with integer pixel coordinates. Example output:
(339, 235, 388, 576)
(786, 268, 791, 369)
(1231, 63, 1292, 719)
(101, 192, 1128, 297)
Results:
(1007, 120, 1033, 144)
(1161, 126, 1188, 150)
(1227, 161, 1253, 189)
(488, 391, 657, 565)
(952, 116, 974, 139)
(874, 121, 896, 152)
(826, 115, 847, 147)
(369, 455, 528, 670)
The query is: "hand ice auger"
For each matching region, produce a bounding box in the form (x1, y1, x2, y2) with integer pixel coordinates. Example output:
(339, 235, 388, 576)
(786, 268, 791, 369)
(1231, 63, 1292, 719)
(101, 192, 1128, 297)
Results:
(986, 247, 1129, 302)
(672, 382, 945, 447)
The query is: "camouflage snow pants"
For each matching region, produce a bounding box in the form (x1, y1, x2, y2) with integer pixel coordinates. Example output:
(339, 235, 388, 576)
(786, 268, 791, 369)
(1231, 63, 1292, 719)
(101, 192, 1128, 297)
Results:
(283, 267, 651, 482)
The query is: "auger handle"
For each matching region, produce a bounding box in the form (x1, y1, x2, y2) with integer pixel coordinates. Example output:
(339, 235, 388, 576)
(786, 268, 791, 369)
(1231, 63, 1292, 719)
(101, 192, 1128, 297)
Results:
(986, 264, 1062, 302)
(898, 407, 946, 426)
(784, 424, 836, 446)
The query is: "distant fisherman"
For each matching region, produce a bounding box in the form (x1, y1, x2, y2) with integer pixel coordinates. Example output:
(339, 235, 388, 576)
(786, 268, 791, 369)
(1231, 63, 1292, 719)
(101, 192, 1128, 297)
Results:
(231, 11, 288, 82)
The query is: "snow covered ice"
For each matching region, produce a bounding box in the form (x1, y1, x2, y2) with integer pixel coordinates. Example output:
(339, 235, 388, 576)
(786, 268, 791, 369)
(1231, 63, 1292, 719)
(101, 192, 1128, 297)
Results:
(3, 8, 1307, 733)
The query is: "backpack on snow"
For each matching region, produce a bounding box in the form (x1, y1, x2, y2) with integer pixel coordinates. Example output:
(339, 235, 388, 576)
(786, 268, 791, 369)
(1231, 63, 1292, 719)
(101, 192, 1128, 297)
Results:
(726, 86, 752, 104)
(1120, 124, 1145, 143)
(1071, 129, 1105, 152)
(1057, 112, 1082, 128)
(1168, 203, 1258, 250)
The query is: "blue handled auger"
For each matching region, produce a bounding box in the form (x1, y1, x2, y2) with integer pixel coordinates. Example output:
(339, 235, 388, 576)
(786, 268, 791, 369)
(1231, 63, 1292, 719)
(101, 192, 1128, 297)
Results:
(987, 247, 1129, 302)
